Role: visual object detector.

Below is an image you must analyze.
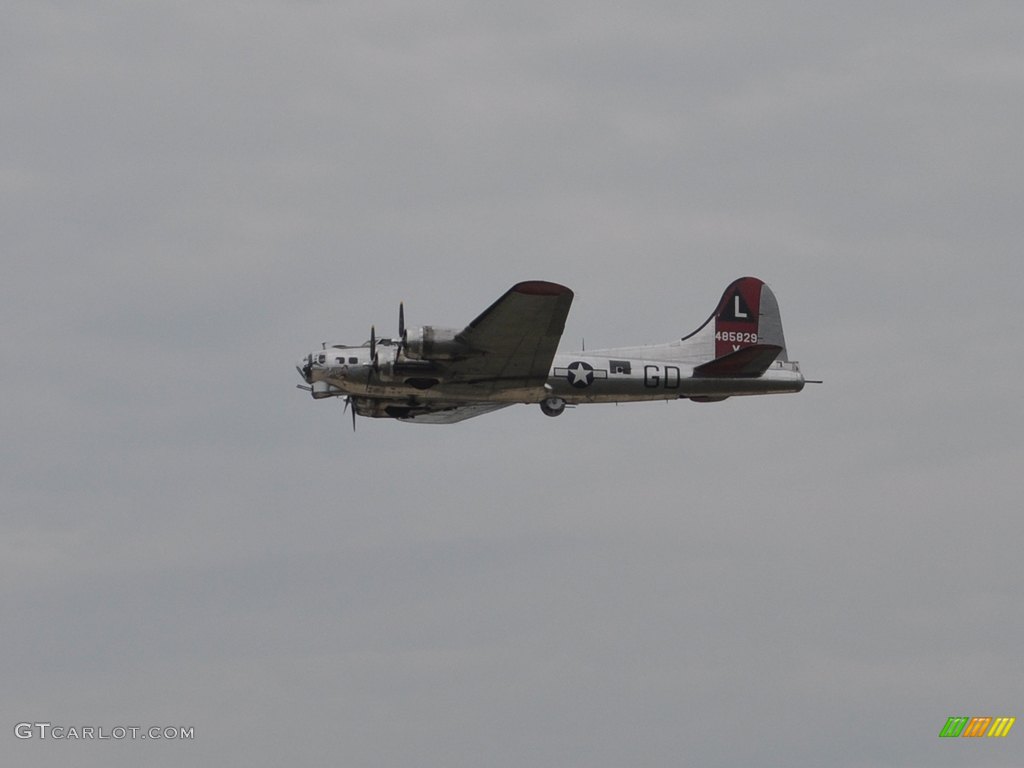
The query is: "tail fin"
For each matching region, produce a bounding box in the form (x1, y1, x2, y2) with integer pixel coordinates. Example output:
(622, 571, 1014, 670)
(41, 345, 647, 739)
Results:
(683, 276, 790, 363)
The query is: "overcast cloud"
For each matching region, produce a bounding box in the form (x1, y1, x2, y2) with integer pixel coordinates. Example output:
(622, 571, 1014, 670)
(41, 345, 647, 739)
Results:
(3, 2, 1023, 766)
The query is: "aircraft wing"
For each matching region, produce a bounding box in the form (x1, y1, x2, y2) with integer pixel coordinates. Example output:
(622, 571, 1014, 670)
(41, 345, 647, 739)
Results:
(395, 403, 513, 424)
(447, 281, 574, 391)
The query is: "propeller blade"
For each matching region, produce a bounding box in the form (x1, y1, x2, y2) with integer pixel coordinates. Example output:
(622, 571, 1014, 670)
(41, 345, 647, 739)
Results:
(397, 301, 408, 358)
(344, 397, 356, 431)
(366, 327, 378, 392)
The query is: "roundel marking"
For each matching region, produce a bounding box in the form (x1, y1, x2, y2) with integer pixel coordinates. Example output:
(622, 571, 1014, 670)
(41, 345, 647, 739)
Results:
(566, 360, 595, 388)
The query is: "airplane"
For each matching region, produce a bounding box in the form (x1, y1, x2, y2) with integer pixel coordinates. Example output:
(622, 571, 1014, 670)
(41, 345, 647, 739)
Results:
(296, 276, 808, 426)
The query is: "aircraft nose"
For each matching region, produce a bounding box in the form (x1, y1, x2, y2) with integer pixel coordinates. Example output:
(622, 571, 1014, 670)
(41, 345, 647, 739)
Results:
(297, 354, 313, 383)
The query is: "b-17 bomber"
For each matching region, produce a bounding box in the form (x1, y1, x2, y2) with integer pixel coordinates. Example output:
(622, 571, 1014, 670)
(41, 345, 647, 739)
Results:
(296, 277, 808, 426)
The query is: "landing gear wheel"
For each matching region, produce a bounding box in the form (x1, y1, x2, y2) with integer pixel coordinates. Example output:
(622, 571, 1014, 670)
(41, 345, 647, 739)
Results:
(540, 397, 566, 417)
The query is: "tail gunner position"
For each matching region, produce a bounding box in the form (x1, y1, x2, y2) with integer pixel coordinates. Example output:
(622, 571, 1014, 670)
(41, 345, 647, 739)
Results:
(296, 277, 808, 425)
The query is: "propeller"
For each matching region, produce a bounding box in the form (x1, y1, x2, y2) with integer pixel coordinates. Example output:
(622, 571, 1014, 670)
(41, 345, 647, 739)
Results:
(364, 303, 406, 393)
(398, 302, 407, 356)
(366, 325, 380, 392)
(344, 397, 356, 431)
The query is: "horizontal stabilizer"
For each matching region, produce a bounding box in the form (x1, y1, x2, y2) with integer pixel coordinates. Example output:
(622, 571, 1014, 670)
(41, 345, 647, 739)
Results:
(693, 344, 783, 378)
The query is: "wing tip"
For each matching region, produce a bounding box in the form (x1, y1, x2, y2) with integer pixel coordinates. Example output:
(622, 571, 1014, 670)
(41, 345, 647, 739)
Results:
(511, 280, 572, 297)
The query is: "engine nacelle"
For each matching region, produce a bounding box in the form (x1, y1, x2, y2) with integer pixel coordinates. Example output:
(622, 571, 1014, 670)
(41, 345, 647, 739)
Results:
(403, 326, 471, 360)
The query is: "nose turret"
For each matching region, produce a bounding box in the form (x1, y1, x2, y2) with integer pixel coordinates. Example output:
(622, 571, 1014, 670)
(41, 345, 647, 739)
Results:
(297, 354, 313, 383)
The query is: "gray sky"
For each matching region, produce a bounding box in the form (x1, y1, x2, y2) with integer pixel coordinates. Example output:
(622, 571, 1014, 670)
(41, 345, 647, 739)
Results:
(3, 2, 1022, 766)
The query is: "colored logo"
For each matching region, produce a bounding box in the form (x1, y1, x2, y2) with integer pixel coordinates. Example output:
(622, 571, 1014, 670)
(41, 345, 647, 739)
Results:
(553, 361, 608, 389)
(939, 716, 1015, 738)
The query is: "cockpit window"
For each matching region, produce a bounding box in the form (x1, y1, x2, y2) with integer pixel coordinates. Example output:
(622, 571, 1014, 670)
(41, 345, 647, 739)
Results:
(349, 357, 358, 364)
(318, 354, 325, 364)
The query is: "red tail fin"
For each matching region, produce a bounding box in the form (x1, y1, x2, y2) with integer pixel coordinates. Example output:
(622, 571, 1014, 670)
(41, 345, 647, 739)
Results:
(712, 277, 765, 358)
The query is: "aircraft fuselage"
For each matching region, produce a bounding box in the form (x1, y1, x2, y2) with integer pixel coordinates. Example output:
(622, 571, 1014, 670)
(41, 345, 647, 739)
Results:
(301, 347, 804, 404)
(296, 277, 809, 424)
